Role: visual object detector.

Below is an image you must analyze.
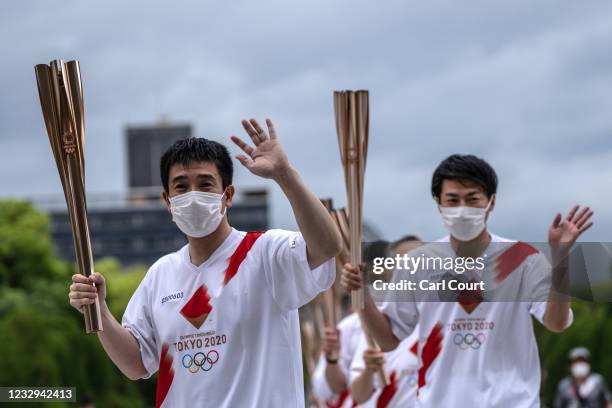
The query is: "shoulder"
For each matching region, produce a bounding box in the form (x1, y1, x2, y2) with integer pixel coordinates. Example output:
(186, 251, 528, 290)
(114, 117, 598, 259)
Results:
(145, 245, 187, 282)
(254, 229, 302, 251)
(489, 234, 546, 268)
(557, 377, 572, 390)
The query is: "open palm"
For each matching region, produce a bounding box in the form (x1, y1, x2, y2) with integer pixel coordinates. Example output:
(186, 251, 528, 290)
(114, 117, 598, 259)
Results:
(230, 118, 290, 180)
(548, 205, 593, 257)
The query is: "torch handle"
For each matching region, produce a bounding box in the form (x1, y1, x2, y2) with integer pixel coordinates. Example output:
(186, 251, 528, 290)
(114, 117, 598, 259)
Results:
(66, 154, 102, 333)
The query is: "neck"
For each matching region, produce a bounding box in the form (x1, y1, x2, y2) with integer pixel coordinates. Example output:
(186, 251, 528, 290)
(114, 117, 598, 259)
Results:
(450, 228, 491, 258)
(187, 219, 232, 267)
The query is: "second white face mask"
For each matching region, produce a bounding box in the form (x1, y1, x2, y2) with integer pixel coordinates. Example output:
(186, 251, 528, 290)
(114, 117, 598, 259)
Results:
(170, 191, 226, 238)
(439, 197, 493, 242)
(571, 362, 590, 379)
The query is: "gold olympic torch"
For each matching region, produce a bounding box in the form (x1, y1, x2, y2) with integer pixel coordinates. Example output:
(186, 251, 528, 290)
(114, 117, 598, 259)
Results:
(34, 59, 103, 333)
(334, 90, 388, 385)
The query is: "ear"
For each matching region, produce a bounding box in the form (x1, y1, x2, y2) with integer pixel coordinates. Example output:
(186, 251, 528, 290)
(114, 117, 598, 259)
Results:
(162, 191, 171, 213)
(223, 185, 235, 210)
(488, 194, 496, 212)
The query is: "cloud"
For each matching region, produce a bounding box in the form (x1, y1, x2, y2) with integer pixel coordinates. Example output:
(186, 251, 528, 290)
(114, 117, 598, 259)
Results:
(1, 0, 611, 242)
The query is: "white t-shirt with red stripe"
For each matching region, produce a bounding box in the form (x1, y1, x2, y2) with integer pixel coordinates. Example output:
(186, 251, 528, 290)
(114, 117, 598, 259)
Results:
(310, 313, 362, 407)
(381, 233, 573, 408)
(121, 228, 335, 408)
(350, 329, 419, 408)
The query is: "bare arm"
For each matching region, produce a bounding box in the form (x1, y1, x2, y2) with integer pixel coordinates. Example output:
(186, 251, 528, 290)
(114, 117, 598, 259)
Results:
(351, 348, 385, 404)
(351, 371, 376, 403)
(231, 118, 342, 269)
(325, 363, 347, 394)
(341, 264, 400, 352)
(70, 273, 148, 380)
(544, 206, 593, 332)
(322, 327, 347, 393)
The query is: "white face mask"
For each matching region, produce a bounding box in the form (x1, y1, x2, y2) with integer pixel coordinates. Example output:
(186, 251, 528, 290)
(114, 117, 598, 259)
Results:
(439, 196, 494, 242)
(571, 362, 590, 379)
(169, 191, 226, 238)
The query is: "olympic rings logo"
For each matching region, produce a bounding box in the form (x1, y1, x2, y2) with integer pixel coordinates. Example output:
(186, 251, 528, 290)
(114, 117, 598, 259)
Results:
(182, 350, 220, 373)
(453, 332, 486, 350)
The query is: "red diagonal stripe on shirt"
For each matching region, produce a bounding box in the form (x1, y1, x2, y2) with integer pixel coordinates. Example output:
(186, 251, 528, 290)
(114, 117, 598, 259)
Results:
(495, 242, 538, 283)
(223, 231, 265, 286)
(376, 370, 398, 408)
(418, 323, 443, 391)
(180, 284, 212, 319)
(327, 388, 350, 408)
(156, 342, 174, 408)
(410, 341, 418, 356)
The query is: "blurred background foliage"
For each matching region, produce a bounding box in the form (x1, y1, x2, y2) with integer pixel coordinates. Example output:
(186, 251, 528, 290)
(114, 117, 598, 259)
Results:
(0, 200, 155, 407)
(0, 200, 609, 406)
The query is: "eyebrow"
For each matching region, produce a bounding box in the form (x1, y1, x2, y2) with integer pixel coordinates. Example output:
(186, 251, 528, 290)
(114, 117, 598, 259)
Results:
(171, 175, 188, 184)
(171, 174, 217, 184)
(443, 190, 483, 197)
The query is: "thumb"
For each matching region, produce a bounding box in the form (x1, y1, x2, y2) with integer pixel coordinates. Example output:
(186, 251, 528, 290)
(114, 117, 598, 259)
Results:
(89, 272, 105, 286)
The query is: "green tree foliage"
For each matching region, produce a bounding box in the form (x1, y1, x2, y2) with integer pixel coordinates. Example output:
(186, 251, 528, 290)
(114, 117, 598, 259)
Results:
(0, 201, 152, 407)
(536, 301, 612, 406)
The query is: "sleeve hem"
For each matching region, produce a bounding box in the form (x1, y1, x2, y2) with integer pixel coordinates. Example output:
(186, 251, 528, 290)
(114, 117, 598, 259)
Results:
(123, 324, 156, 379)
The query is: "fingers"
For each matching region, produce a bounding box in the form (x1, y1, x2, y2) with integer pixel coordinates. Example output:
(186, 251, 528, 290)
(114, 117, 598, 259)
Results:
(69, 290, 97, 300)
(236, 154, 254, 170)
(70, 297, 95, 312)
(70, 282, 96, 293)
(363, 348, 385, 370)
(72, 274, 90, 284)
(565, 205, 579, 222)
(69, 273, 103, 313)
(574, 207, 593, 230)
(89, 272, 105, 287)
(241, 119, 260, 145)
(242, 119, 266, 145)
(266, 118, 277, 139)
(249, 119, 268, 143)
(579, 221, 593, 234)
(551, 213, 562, 229)
(230, 135, 254, 157)
(340, 264, 363, 291)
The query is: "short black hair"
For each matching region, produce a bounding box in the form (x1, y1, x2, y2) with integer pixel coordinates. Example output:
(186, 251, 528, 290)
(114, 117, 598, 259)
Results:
(431, 154, 497, 200)
(160, 138, 233, 193)
(391, 235, 421, 251)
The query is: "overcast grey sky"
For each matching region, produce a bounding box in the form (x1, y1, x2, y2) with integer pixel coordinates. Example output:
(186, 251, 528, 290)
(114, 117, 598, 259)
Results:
(1, 0, 611, 241)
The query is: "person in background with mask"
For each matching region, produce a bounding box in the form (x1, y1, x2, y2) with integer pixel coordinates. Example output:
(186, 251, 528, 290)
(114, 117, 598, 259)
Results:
(554, 347, 612, 408)
(68, 119, 342, 408)
(311, 237, 421, 408)
(341, 154, 594, 407)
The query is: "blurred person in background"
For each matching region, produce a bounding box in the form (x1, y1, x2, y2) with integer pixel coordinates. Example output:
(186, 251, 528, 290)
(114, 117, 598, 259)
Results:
(311, 237, 421, 407)
(554, 347, 612, 408)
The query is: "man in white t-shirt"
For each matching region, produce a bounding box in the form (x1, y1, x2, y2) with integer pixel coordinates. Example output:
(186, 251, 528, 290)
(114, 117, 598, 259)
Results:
(341, 154, 594, 407)
(311, 312, 362, 407)
(68, 118, 342, 407)
(311, 237, 422, 407)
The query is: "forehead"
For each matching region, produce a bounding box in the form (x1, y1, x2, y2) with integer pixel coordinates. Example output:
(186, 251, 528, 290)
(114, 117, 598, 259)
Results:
(440, 179, 485, 195)
(394, 240, 422, 255)
(168, 161, 221, 182)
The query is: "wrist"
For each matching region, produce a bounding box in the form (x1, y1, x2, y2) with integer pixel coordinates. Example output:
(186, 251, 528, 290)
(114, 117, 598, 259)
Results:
(99, 300, 112, 320)
(326, 354, 339, 364)
(273, 165, 299, 189)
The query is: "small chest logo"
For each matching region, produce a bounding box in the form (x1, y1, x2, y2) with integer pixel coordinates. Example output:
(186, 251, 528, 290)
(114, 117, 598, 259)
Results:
(160, 291, 184, 305)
